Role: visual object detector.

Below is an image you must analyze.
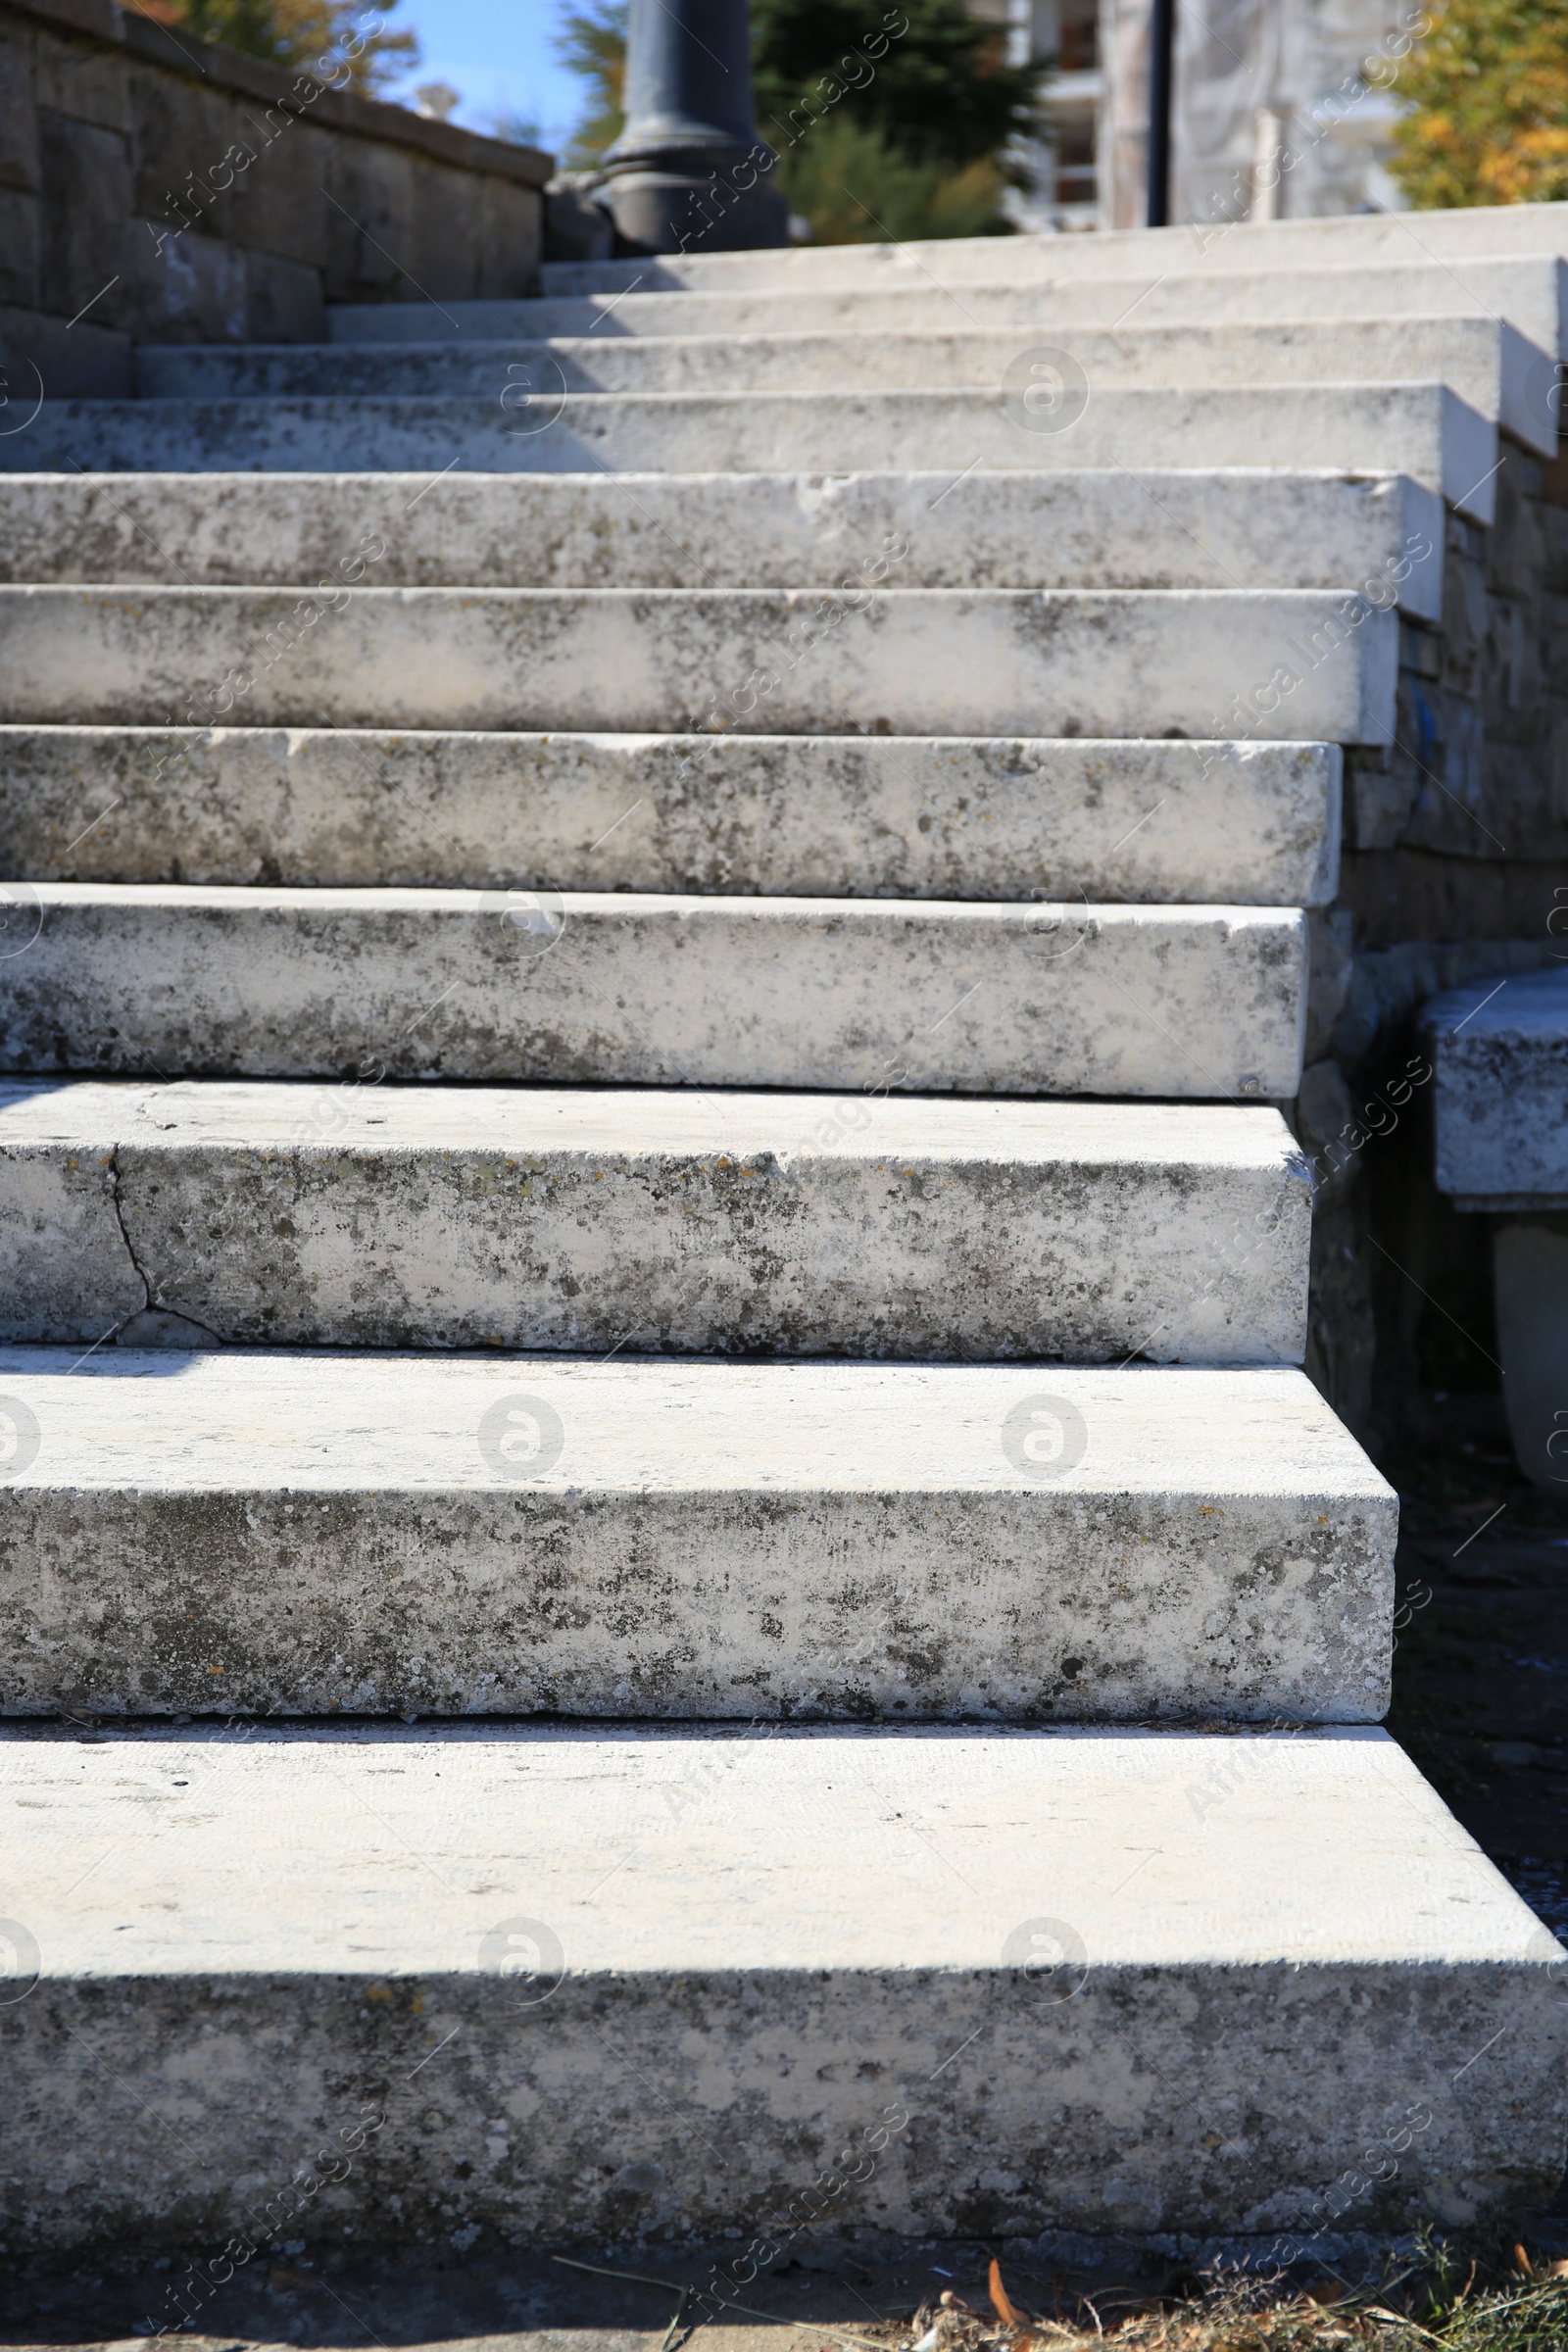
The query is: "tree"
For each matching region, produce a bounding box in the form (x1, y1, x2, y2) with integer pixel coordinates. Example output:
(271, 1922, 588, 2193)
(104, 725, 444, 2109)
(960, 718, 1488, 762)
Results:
(126, 0, 418, 96)
(555, 0, 1039, 238)
(1388, 0, 1568, 209)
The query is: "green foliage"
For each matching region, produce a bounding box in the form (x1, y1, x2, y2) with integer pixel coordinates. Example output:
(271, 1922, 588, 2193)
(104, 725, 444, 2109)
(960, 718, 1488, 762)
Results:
(768, 111, 1012, 240)
(1389, 0, 1568, 208)
(130, 0, 417, 93)
(554, 0, 1037, 236)
(752, 0, 1038, 174)
(556, 0, 628, 168)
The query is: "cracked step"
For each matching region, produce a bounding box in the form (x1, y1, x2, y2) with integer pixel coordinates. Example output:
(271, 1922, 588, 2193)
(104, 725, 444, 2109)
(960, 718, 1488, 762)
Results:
(0, 586, 1399, 743)
(0, 467, 1446, 617)
(326, 255, 1568, 363)
(0, 1721, 1558, 2254)
(0, 1352, 1392, 1721)
(0, 1080, 1311, 1360)
(0, 888, 1307, 1097)
(0, 730, 1343, 905)
(0, 383, 1498, 518)
(131, 318, 1557, 453)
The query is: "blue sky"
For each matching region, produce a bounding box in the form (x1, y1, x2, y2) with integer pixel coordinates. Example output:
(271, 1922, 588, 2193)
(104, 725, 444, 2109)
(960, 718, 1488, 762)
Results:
(382, 0, 589, 154)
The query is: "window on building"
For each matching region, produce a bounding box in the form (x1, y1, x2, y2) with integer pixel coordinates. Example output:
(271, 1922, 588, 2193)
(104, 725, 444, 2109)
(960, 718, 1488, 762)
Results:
(1057, 0, 1098, 73)
(1054, 114, 1097, 204)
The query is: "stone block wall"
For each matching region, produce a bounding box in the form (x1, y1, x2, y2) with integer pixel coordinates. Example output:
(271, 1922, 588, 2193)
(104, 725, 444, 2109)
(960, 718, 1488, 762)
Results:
(0, 0, 551, 397)
(1298, 441, 1568, 1448)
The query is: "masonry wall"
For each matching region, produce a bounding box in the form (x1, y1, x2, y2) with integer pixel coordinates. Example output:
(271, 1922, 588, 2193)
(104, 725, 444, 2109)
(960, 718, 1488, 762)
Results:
(1298, 442, 1568, 1449)
(0, 0, 552, 398)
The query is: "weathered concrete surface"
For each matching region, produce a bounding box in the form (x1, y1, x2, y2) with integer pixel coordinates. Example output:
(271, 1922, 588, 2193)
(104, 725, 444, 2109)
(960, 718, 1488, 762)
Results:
(0, 1723, 1558, 2254)
(0, 1353, 1393, 1720)
(0, 587, 1399, 744)
(0, 888, 1307, 1097)
(0, 385, 1497, 518)
(536, 199, 1568, 295)
(0, 467, 1446, 617)
(1424, 967, 1568, 1207)
(132, 318, 1556, 452)
(0, 730, 1343, 906)
(326, 256, 1568, 362)
(0, 1081, 1313, 1360)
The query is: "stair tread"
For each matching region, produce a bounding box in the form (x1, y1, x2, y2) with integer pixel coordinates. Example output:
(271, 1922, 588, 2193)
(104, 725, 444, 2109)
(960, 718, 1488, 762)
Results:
(130, 316, 1553, 460)
(0, 1077, 1311, 1362)
(324, 254, 1568, 354)
(0, 583, 1398, 743)
(0, 728, 1342, 904)
(0, 382, 1496, 518)
(0, 469, 1444, 614)
(0, 1353, 1390, 1721)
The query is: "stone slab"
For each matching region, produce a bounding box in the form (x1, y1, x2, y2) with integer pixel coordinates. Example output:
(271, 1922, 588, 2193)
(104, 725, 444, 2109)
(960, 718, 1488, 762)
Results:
(0, 730, 1344, 906)
(0, 1079, 1312, 1359)
(0, 1351, 1394, 1721)
(0, 467, 1446, 619)
(0, 888, 1308, 1098)
(326, 256, 1568, 370)
(131, 318, 1557, 453)
(0, 383, 1498, 519)
(1423, 967, 1568, 1206)
(536, 199, 1568, 295)
(0, 1722, 1558, 2253)
(0, 586, 1400, 745)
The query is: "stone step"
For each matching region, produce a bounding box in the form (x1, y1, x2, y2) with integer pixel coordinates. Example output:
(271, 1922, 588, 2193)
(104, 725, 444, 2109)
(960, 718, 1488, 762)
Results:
(537, 198, 1568, 296)
(0, 1720, 1557, 2255)
(0, 1079, 1310, 1358)
(0, 468, 1446, 618)
(0, 1351, 1392, 1722)
(0, 892, 1307, 1097)
(131, 318, 1556, 453)
(0, 586, 1399, 744)
(0, 383, 1498, 517)
(0, 729, 1341, 905)
(1424, 966, 1568, 1209)
(326, 255, 1568, 364)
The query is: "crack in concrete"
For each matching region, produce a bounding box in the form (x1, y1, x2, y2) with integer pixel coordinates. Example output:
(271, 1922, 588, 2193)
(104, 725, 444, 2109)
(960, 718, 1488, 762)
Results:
(106, 1144, 152, 1316)
(106, 1144, 226, 1346)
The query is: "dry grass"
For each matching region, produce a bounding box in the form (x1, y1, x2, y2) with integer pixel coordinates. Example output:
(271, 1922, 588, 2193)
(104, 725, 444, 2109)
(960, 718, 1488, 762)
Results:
(864, 2248, 1568, 2352)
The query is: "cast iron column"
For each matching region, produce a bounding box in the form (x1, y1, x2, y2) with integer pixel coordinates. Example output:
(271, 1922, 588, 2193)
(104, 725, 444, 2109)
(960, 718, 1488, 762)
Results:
(1146, 0, 1174, 226)
(602, 0, 789, 253)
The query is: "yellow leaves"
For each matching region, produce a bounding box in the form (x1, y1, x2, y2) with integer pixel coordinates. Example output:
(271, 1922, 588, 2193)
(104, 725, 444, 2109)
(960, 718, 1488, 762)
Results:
(1389, 0, 1568, 210)
(990, 2261, 1028, 2331)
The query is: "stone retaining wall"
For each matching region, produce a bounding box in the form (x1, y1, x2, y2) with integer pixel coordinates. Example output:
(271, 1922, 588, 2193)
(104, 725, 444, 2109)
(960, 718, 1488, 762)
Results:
(0, 0, 552, 397)
(1300, 442, 1568, 1445)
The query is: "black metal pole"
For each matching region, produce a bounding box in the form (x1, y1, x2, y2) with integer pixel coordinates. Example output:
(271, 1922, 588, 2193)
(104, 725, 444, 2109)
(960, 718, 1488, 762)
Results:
(1146, 0, 1174, 227)
(602, 0, 789, 255)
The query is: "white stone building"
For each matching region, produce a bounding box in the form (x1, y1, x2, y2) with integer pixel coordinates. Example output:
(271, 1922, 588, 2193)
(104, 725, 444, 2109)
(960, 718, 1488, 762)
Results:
(978, 0, 1413, 233)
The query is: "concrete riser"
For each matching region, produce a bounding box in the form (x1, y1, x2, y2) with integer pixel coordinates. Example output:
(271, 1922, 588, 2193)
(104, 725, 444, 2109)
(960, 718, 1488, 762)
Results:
(0, 892, 1308, 1098)
(0, 1726, 1558, 2256)
(0, 1085, 1313, 1361)
(0, 730, 1342, 906)
(0, 469, 1446, 616)
(0, 586, 1398, 744)
(0, 384, 1495, 516)
(0, 1357, 1392, 1722)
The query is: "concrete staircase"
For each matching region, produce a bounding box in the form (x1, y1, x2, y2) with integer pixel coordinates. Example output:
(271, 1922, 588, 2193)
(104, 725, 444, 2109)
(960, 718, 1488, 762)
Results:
(0, 200, 1563, 2272)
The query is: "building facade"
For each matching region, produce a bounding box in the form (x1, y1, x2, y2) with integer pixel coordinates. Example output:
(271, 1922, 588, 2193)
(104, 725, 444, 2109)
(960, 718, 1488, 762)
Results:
(986, 0, 1413, 234)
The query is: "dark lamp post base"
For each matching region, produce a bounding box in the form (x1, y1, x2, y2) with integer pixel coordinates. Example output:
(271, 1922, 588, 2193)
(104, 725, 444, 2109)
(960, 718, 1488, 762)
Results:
(604, 168, 790, 255)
